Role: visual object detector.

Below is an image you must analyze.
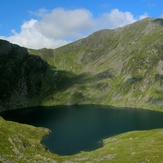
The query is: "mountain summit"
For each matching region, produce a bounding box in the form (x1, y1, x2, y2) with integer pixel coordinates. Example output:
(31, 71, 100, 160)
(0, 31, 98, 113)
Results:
(1, 18, 163, 111)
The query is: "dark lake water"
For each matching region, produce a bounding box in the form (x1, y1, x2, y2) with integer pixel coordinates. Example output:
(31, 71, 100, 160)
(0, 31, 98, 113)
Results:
(1, 105, 163, 155)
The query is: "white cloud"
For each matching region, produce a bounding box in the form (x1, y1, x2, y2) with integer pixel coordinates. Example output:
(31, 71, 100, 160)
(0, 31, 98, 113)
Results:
(36, 8, 94, 39)
(0, 8, 148, 49)
(0, 19, 69, 49)
(96, 9, 136, 29)
(139, 12, 148, 20)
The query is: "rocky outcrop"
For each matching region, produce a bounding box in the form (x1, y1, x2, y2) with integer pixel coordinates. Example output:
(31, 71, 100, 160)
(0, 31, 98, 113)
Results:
(1, 18, 163, 111)
(0, 40, 48, 111)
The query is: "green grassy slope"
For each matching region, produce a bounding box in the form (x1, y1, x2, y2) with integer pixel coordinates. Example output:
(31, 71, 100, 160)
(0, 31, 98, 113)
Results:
(1, 18, 163, 162)
(1, 117, 163, 163)
(28, 18, 163, 111)
(1, 18, 163, 111)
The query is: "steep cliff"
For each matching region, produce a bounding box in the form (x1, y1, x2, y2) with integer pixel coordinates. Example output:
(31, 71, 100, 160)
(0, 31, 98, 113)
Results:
(1, 17, 163, 163)
(35, 18, 163, 111)
(1, 18, 163, 111)
(0, 40, 73, 111)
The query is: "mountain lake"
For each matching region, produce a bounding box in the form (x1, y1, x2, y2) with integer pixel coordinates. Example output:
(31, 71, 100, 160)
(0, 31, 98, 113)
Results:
(1, 105, 163, 155)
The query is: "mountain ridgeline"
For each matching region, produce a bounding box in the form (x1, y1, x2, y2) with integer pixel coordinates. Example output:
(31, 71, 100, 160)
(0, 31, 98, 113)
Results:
(1, 18, 163, 111)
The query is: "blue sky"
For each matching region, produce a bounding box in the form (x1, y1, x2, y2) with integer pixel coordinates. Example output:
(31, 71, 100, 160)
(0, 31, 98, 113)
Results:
(0, 0, 163, 49)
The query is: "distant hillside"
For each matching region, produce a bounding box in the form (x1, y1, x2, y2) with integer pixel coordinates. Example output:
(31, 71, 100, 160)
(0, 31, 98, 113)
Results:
(1, 18, 163, 111)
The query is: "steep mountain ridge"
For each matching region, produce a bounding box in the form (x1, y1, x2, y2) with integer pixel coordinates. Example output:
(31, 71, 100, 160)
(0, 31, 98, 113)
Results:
(1, 17, 163, 162)
(35, 18, 163, 110)
(1, 18, 163, 111)
(0, 41, 73, 111)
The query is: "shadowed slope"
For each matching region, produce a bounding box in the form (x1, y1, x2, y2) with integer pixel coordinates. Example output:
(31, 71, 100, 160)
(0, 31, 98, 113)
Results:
(1, 18, 163, 111)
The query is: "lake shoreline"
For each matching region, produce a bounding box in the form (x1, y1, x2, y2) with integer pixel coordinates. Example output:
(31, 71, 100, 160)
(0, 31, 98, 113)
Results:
(1, 104, 163, 155)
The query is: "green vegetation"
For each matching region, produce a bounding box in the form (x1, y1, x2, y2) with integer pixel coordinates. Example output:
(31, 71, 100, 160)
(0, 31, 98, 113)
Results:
(1, 18, 163, 162)
(1, 116, 163, 162)
(1, 18, 163, 111)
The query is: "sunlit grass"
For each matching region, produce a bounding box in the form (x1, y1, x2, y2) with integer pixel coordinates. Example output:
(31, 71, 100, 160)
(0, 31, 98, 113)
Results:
(1, 116, 163, 162)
